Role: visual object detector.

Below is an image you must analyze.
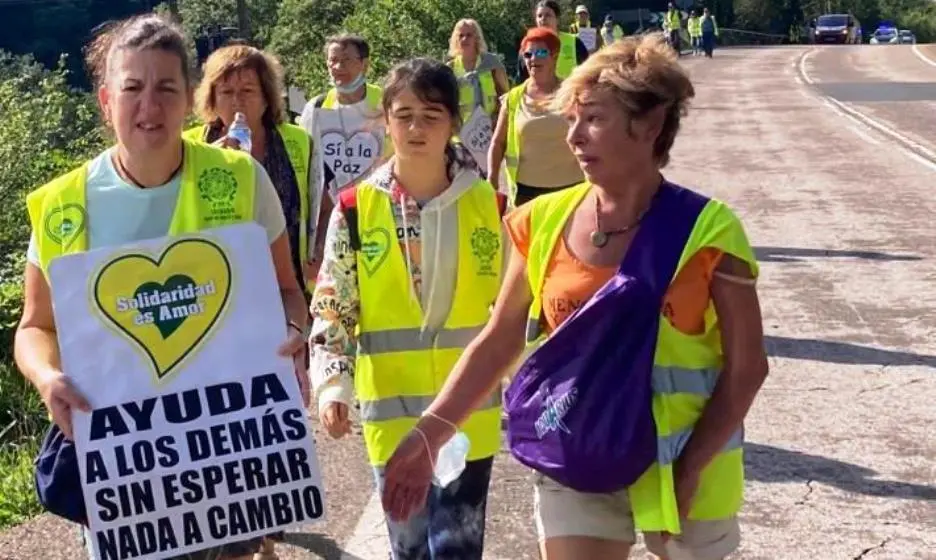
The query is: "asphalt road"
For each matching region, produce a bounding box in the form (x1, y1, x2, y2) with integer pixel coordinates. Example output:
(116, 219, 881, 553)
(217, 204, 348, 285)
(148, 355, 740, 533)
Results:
(2, 44, 935, 560)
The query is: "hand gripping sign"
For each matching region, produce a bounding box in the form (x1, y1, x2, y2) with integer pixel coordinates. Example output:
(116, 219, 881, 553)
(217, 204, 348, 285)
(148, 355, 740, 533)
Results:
(49, 223, 325, 560)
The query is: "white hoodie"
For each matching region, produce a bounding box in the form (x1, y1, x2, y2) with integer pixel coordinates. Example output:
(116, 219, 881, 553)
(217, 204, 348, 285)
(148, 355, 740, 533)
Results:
(308, 153, 506, 410)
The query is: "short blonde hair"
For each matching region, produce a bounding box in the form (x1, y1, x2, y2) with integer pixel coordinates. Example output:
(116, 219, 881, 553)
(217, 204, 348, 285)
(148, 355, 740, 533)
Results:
(448, 19, 489, 59)
(553, 33, 694, 168)
(194, 44, 287, 125)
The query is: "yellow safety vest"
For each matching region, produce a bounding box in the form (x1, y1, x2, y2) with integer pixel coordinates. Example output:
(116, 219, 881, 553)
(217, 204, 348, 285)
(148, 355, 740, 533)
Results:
(557, 31, 578, 79)
(502, 82, 531, 205)
(353, 179, 504, 466)
(27, 138, 256, 276)
(523, 183, 757, 534)
(451, 55, 498, 123)
(688, 16, 702, 37)
(183, 122, 310, 265)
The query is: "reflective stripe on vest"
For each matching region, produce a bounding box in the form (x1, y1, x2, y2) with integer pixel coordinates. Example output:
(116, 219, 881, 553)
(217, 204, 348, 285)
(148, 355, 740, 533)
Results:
(556, 32, 578, 79)
(452, 56, 497, 122)
(360, 391, 503, 423)
(359, 325, 485, 354)
(522, 182, 759, 533)
(353, 178, 504, 466)
(26, 138, 256, 276)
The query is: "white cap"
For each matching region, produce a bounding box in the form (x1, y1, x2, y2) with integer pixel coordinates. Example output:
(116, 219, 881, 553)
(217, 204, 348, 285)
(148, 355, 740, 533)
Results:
(575, 5, 589, 14)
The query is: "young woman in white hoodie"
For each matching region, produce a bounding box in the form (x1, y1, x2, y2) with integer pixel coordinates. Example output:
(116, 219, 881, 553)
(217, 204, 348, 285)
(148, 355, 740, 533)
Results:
(308, 58, 508, 560)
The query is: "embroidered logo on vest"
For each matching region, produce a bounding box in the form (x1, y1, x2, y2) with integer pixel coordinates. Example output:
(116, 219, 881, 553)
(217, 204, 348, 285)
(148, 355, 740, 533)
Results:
(470, 226, 500, 277)
(197, 167, 241, 223)
(360, 227, 391, 275)
(44, 203, 87, 249)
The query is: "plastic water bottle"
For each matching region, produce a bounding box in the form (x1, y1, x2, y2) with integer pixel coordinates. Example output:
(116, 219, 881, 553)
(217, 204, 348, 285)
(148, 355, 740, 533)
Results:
(227, 112, 252, 153)
(432, 431, 470, 488)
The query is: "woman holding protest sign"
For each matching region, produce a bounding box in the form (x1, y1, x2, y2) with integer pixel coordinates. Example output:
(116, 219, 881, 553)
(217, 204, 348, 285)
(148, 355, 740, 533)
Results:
(309, 58, 507, 559)
(14, 14, 309, 560)
(185, 44, 321, 295)
(489, 27, 584, 207)
(382, 35, 769, 560)
(447, 19, 510, 125)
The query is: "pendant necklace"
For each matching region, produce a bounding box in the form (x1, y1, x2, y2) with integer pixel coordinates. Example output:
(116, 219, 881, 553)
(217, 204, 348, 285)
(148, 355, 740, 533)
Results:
(590, 192, 650, 248)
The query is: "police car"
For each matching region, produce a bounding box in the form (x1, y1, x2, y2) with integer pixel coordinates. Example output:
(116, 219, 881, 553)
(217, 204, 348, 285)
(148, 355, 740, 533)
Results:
(870, 22, 899, 44)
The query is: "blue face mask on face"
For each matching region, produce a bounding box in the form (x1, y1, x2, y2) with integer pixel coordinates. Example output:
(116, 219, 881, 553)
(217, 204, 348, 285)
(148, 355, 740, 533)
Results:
(333, 72, 366, 94)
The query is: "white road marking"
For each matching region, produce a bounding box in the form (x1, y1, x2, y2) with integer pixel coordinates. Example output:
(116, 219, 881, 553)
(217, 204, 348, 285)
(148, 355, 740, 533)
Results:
(911, 44, 936, 68)
(796, 47, 936, 170)
(798, 49, 816, 84)
(340, 491, 389, 560)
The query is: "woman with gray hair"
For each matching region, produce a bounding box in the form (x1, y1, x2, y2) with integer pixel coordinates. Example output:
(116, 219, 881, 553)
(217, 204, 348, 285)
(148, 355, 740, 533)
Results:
(447, 18, 510, 125)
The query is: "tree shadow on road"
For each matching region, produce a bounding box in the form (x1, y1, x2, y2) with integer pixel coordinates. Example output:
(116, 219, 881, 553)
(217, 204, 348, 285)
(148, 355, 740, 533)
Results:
(765, 336, 936, 368)
(283, 532, 366, 560)
(745, 443, 936, 501)
(754, 246, 922, 263)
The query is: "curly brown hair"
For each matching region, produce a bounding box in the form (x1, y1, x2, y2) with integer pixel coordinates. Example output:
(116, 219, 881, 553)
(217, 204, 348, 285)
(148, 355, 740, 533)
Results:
(194, 44, 287, 125)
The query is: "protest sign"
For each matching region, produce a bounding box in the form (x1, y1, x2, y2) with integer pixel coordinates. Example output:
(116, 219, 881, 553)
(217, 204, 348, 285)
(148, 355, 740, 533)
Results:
(316, 108, 386, 194)
(49, 223, 324, 560)
(578, 28, 598, 51)
(461, 106, 494, 174)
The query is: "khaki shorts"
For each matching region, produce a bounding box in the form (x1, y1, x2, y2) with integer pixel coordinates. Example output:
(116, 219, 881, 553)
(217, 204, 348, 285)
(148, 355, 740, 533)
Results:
(533, 473, 740, 560)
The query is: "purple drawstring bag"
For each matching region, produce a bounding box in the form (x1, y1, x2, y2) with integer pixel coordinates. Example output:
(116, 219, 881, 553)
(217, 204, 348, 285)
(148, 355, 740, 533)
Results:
(505, 182, 708, 493)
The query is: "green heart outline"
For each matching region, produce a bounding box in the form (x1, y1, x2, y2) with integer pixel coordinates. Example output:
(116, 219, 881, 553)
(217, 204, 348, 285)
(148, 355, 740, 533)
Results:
(134, 274, 201, 339)
(359, 227, 391, 276)
(92, 237, 233, 383)
(44, 203, 87, 248)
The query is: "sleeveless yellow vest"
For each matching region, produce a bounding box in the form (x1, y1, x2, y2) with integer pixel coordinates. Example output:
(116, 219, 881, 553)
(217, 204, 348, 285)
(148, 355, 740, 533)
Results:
(502, 83, 529, 205)
(523, 183, 758, 534)
(556, 32, 578, 79)
(182, 122, 310, 267)
(451, 55, 498, 123)
(354, 179, 504, 466)
(27, 138, 256, 276)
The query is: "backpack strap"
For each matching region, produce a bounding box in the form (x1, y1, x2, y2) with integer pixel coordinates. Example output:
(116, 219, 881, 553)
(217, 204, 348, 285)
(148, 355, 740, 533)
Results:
(338, 187, 361, 251)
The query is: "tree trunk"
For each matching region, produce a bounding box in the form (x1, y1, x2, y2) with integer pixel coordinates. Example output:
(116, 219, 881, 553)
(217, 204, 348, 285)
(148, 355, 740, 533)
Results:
(236, 0, 250, 39)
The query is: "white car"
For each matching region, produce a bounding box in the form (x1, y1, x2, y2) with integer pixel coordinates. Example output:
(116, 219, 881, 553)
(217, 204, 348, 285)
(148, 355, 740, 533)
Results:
(870, 27, 898, 44)
(899, 29, 916, 44)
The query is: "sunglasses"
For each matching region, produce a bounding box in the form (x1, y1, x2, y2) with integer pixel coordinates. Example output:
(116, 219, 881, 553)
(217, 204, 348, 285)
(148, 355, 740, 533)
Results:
(522, 48, 550, 60)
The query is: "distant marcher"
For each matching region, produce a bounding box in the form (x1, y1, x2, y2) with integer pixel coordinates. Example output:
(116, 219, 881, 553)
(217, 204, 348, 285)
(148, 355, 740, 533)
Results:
(296, 34, 391, 267)
(490, 27, 583, 207)
(665, 2, 683, 55)
(516, 0, 589, 82)
(601, 14, 625, 46)
(447, 18, 510, 124)
(701, 8, 720, 57)
(570, 5, 600, 53)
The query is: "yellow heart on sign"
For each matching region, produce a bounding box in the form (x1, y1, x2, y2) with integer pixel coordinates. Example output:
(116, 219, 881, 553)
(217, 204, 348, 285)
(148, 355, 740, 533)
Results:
(92, 237, 233, 383)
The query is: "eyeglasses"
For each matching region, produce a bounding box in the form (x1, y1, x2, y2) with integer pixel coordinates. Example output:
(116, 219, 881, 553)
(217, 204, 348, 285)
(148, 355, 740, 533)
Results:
(522, 48, 550, 60)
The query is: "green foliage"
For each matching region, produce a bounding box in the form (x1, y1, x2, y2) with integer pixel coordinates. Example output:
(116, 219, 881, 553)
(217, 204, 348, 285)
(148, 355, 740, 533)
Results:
(0, 53, 103, 528)
(270, 0, 530, 99)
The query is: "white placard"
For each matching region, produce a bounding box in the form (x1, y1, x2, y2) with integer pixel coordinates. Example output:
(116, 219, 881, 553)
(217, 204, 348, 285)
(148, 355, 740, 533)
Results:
(460, 106, 494, 173)
(578, 28, 598, 51)
(49, 223, 325, 560)
(316, 108, 386, 194)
